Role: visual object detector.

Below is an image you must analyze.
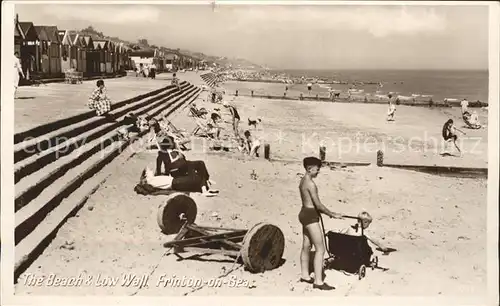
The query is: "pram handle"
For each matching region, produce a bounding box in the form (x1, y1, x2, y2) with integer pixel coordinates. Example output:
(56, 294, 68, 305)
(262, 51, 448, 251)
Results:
(342, 215, 360, 220)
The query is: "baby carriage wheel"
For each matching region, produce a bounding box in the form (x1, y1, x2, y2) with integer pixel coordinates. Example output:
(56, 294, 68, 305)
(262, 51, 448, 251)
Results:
(358, 265, 366, 280)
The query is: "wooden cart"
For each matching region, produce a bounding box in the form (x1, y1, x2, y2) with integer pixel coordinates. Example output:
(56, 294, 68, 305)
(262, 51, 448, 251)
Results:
(157, 193, 285, 273)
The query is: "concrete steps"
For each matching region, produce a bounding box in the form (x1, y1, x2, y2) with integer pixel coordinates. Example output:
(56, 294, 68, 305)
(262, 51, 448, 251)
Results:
(15, 85, 198, 212)
(201, 73, 217, 87)
(14, 81, 201, 279)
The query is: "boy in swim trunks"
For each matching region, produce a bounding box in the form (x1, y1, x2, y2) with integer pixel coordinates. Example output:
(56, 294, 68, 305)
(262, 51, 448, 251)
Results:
(299, 157, 344, 291)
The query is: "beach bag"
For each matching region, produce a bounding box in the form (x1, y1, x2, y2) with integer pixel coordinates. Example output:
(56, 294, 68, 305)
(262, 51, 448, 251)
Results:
(326, 231, 373, 274)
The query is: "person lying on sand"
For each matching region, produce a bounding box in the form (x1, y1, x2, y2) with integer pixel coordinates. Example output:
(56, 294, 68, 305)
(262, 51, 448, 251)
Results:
(339, 211, 392, 253)
(299, 157, 344, 291)
(156, 136, 218, 196)
(441, 119, 466, 155)
(240, 130, 261, 157)
(139, 166, 217, 196)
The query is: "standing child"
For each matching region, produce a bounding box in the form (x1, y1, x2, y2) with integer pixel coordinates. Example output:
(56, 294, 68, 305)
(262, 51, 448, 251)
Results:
(298, 157, 344, 290)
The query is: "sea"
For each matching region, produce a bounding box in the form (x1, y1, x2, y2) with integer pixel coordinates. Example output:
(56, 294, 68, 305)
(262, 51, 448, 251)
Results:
(270, 69, 489, 104)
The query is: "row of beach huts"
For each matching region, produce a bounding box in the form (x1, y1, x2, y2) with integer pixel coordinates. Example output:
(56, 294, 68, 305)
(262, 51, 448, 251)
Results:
(14, 15, 208, 82)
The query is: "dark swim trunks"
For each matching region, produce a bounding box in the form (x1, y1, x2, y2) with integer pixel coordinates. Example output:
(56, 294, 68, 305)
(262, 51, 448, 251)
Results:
(298, 207, 320, 226)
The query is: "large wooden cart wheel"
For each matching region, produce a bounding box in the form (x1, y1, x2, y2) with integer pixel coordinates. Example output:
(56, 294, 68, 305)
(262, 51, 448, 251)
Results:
(241, 223, 285, 273)
(157, 193, 197, 234)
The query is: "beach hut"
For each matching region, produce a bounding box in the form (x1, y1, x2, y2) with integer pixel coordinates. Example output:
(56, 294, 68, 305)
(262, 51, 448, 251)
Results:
(82, 35, 99, 75)
(18, 21, 40, 77)
(70, 33, 87, 73)
(111, 41, 120, 73)
(58, 29, 77, 72)
(14, 15, 25, 55)
(67, 31, 82, 72)
(42, 26, 62, 76)
(122, 45, 133, 70)
(164, 53, 176, 71)
(33, 26, 51, 75)
(93, 40, 109, 74)
(106, 40, 115, 74)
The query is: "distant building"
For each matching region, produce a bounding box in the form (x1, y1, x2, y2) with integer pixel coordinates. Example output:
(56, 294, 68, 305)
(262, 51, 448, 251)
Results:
(129, 49, 155, 70)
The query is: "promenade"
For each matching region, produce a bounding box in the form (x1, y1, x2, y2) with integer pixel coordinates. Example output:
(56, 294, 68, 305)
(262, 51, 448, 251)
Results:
(14, 72, 204, 133)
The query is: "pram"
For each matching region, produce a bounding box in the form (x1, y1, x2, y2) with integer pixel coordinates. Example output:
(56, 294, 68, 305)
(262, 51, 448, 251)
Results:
(321, 215, 380, 280)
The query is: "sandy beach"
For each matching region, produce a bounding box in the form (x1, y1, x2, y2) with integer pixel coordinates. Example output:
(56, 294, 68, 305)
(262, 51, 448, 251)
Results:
(14, 75, 488, 298)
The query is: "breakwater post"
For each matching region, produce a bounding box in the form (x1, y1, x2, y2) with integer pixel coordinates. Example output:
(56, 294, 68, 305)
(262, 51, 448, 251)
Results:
(264, 144, 271, 160)
(319, 146, 326, 162)
(377, 150, 384, 167)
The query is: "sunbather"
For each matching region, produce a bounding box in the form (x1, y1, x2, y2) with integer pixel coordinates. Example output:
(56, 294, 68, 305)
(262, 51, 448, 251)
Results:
(139, 166, 216, 195)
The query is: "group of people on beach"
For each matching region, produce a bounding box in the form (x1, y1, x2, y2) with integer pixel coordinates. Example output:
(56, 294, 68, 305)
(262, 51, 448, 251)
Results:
(135, 63, 157, 79)
(385, 92, 486, 156)
(120, 74, 262, 197)
(85, 74, 222, 197)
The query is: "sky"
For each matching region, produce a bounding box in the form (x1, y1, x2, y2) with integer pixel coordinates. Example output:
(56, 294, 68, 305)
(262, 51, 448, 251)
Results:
(14, 3, 490, 70)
